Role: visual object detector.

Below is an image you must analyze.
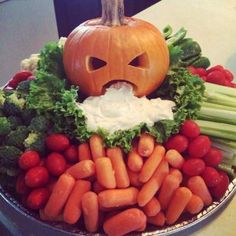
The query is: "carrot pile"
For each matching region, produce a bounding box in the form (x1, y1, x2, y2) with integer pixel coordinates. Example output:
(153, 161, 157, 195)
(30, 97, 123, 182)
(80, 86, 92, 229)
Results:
(39, 133, 213, 235)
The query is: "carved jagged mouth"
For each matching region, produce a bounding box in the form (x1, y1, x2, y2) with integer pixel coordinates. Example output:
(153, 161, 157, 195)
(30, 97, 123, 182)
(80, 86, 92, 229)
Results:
(102, 80, 136, 93)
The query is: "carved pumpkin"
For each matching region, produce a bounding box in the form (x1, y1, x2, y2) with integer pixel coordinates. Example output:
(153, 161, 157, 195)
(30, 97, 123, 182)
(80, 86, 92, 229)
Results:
(63, 0, 169, 97)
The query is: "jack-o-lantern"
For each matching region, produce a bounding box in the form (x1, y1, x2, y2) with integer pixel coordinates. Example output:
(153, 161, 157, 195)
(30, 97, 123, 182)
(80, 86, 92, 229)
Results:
(63, 0, 169, 97)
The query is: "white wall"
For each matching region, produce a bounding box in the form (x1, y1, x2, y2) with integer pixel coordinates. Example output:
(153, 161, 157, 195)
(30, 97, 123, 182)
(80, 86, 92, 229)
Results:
(0, 0, 58, 85)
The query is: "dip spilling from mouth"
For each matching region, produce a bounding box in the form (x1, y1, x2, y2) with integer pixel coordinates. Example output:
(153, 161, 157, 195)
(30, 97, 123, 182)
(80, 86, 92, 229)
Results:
(77, 82, 175, 133)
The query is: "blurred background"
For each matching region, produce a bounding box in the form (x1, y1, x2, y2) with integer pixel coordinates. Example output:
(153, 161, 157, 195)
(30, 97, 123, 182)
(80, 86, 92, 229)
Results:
(0, 0, 160, 85)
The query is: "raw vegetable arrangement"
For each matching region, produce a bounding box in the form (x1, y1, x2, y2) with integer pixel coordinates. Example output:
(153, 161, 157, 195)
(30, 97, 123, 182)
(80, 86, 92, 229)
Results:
(1, 0, 236, 235)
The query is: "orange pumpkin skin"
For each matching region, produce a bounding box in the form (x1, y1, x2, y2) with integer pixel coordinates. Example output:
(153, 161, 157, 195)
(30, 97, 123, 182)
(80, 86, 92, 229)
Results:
(63, 17, 169, 97)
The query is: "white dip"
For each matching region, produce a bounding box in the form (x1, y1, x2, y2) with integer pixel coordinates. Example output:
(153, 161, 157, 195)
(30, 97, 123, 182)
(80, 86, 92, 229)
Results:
(77, 84, 175, 134)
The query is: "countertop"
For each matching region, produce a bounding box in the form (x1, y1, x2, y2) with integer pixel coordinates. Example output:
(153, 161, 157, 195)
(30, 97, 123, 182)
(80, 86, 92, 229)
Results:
(1, 0, 236, 235)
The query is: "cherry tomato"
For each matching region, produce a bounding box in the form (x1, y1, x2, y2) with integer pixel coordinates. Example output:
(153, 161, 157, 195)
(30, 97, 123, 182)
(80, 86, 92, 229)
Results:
(26, 188, 49, 210)
(210, 171, 230, 200)
(165, 134, 189, 153)
(207, 65, 224, 73)
(195, 68, 207, 77)
(25, 166, 49, 188)
(64, 145, 78, 163)
(201, 167, 221, 187)
(180, 120, 200, 139)
(16, 174, 30, 195)
(203, 148, 222, 167)
(206, 70, 226, 85)
(223, 69, 234, 82)
(46, 134, 70, 152)
(18, 150, 41, 170)
(7, 71, 32, 89)
(182, 159, 206, 176)
(188, 135, 211, 158)
(45, 152, 66, 176)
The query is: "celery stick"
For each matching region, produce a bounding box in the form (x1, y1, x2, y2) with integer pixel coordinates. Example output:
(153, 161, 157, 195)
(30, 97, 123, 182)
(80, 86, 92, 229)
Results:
(204, 91, 236, 108)
(201, 102, 236, 112)
(204, 82, 236, 98)
(198, 107, 236, 125)
(218, 163, 235, 178)
(211, 137, 236, 149)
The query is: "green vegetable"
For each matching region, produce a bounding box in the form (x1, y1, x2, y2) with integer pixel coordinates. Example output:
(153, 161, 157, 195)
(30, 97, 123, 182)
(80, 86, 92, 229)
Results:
(8, 116, 23, 130)
(37, 42, 65, 80)
(196, 82, 236, 142)
(164, 26, 210, 69)
(0, 117, 11, 136)
(16, 80, 32, 98)
(0, 90, 5, 108)
(3, 92, 26, 116)
(27, 71, 65, 112)
(163, 25, 173, 39)
(0, 145, 22, 166)
(24, 132, 46, 154)
(156, 67, 205, 130)
(5, 126, 29, 150)
(191, 56, 210, 69)
(28, 115, 50, 133)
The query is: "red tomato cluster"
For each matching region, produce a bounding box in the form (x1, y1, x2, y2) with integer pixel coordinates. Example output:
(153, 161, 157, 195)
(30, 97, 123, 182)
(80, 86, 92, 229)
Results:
(5, 70, 34, 89)
(16, 133, 78, 210)
(164, 120, 229, 200)
(187, 65, 236, 88)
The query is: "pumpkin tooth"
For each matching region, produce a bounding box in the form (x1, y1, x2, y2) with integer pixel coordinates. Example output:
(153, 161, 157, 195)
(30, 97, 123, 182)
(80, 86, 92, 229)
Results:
(103, 80, 135, 91)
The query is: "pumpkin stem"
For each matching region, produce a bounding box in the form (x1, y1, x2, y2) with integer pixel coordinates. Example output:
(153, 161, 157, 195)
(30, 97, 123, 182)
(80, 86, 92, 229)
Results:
(101, 0, 125, 26)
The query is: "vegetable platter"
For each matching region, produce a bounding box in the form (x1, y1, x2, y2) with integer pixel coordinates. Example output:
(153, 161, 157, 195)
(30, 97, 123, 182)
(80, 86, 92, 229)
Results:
(1, 0, 236, 235)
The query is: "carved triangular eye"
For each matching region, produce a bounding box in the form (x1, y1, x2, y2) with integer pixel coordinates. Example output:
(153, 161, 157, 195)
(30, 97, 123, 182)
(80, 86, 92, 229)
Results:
(128, 53, 149, 68)
(87, 57, 107, 71)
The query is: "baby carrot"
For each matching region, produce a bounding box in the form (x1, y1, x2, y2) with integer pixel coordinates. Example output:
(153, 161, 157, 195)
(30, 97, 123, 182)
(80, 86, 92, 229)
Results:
(66, 160, 95, 179)
(39, 209, 63, 222)
(166, 187, 192, 225)
(44, 173, 75, 218)
(147, 211, 166, 227)
(142, 197, 161, 217)
(81, 191, 99, 233)
(169, 168, 183, 184)
(138, 160, 169, 207)
(158, 174, 180, 210)
(103, 208, 147, 236)
(139, 145, 166, 183)
(138, 133, 155, 157)
(127, 147, 143, 172)
(95, 157, 116, 189)
(187, 176, 212, 206)
(127, 169, 142, 187)
(63, 180, 91, 224)
(78, 143, 92, 161)
(89, 135, 105, 161)
(165, 149, 184, 169)
(98, 187, 138, 208)
(186, 194, 204, 214)
(107, 147, 130, 188)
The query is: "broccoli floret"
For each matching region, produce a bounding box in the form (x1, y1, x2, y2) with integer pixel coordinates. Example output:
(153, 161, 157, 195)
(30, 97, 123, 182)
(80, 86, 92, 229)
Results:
(5, 126, 29, 150)
(8, 116, 23, 130)
(0, 110, 5, 117)
(3, 93, 26, 116)
(0, 90, 5, 108)
(24, 132, 46, 154)
(16, 80, 32, 98)
(0, 117, 11, 136)
(28, 115, 50, 133)
(21, 109, 36, 126)
(0, 145, 22, 167)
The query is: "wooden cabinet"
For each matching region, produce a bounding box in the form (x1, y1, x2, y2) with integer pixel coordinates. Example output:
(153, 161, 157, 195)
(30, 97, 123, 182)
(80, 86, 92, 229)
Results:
(53, 0, 160, 37)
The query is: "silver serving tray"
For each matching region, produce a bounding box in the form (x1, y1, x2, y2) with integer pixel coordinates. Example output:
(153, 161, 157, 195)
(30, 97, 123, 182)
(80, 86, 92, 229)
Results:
(0, 177, 236, 235)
